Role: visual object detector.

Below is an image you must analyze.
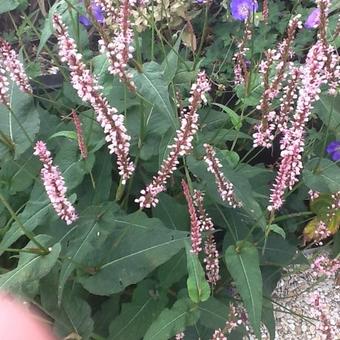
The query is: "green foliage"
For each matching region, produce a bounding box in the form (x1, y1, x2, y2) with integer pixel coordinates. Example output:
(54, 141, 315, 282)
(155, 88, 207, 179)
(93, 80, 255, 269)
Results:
(225, 241, 263, 338)
(0, 0, 339, 339)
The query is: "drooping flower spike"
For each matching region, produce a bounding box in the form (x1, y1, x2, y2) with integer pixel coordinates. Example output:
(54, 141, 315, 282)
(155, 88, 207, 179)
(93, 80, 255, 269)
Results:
(0, 38, 32, 94)
(203, 144, 242, 208)
(182, 180, 202, 255)
(98, 0, 136, 91)
(0, 65, 9, 105)
(230, 0, 258, 21)
(53, 14, 134, 184)
(135, 71, 210, 208)
(72, 111, 88, 159)
(34, 141, 78, 225)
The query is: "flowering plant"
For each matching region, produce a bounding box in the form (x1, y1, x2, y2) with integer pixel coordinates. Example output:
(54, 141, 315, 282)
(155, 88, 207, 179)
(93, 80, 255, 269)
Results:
(0, 0, 339, 339)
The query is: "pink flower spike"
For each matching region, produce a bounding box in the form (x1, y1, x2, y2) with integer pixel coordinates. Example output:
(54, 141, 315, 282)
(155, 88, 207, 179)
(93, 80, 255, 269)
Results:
(34, 141, 78, 225)
(0, 65, 9, 105)
(203, 144, 242, 208)
(0, 38, 32, 94)
(182, 180, 202, 255)
(135, 71, 210, 208)
(268, 40, 328, 212)
(53, 14, 134, 184)
(98, 0, 136, 91)
(72, 111, 88, 159)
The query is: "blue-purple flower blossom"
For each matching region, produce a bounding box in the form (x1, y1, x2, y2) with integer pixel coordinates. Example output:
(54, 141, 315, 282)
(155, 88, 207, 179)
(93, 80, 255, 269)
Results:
(230, 0, 258, 21)
(79, 1, 105, 28)
(304, 8, 320, 29)
(326, 141, 340, 161)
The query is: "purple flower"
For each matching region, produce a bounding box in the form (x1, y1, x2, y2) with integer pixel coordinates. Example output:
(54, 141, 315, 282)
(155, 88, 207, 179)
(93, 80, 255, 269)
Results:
(79, 1, 105, 28)
(304, 8, 320, 29)
(326, 141, 340, 161)
(230, 0, 258, 21)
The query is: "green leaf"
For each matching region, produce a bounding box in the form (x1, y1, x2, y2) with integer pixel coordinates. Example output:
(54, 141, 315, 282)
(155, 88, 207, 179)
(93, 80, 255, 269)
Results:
(153, 193, 189, 230)
(40, 269, 94, 340)
(0, 84, 40, 160)
(144, 298, 200, 340)
(261, 235, 296, 266)
(268, 224, 286, 239)
(262, 299, 276, 340)
(80, 211, 188, 295)
(157, 250, 187, 288)
(49, 130, 77, 140)
(212, 103, 242, 130)
(303, 158, 340, 193)
(225, 241, 262, 338)
(0, 235, 60, 292)
(185, 243, 210, 303)
(314, 95, 340, 130)
(132, 62, 177, 130)
(0, 0, 21, 14)
(109, 280, 168, 340)
(58, 204, 121, 305)
(161, 36, 181, 84)
(198, 297, 229, 330)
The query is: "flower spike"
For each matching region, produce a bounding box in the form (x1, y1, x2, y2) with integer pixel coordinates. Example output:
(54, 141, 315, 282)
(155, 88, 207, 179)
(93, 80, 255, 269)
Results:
(34, 141, 78, 225)
(203, 144, 242, 208)
(135, 71, 210, 208)
(0, 38, 32, 94)
(53, 14, 134, 184)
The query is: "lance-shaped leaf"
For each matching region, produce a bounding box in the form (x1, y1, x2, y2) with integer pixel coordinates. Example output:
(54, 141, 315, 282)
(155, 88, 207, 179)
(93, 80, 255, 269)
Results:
(198, 297, 229, 330)
(80, 211, 188, 295)
(225, 241, 262, 338)
(0, 235, 60, 292)
(185, 243, 210, 303)
(58, 203, 121, 305)
(132, 62, 177, 130)
(0, 84, 40, 160)
(109, 280, 168, 340)
(144, 298, 200, 340)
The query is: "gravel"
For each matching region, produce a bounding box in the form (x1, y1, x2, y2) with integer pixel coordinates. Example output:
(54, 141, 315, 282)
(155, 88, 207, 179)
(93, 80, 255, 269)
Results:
(259, 250, 340, 340)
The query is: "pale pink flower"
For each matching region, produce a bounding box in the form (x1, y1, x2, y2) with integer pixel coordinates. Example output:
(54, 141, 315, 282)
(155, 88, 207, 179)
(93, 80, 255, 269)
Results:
(0, 38, 32, 94)
(203, 144, 242, 208)
(311, 255, 340, 278)
(312, 220, 331, 245)
(175, 332, 185, 340)
(53, 14, 134, 184)
(98, 0, 136, 91)
(307, 293, 334, 340)
(211, 329, 226, 340)
(72, 111, 88, 159)
(135, 71, 210, 208)
(268, 41, 327, 211)
(253, 15, 302, 148)
(0, 65, 9, 105)
(308, 190, 320, 201)
(94, 0, 117, 20)
(182, 180, 202, 254)
(34, 141, 78, 225)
